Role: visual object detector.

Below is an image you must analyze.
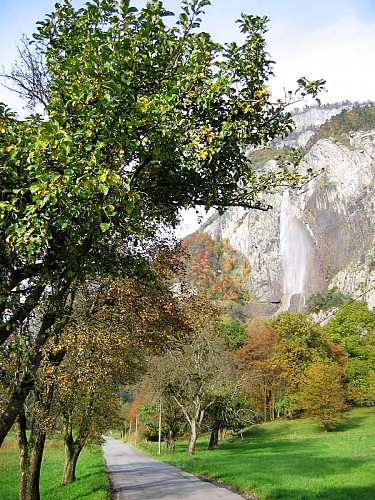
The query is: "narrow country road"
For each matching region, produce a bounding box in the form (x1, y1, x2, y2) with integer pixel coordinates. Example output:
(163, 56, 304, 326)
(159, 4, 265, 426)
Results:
(102, 436, 248, 499)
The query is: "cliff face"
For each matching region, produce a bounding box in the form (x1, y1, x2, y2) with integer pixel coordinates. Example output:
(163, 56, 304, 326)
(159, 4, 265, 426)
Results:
(203, 109, 375, 316)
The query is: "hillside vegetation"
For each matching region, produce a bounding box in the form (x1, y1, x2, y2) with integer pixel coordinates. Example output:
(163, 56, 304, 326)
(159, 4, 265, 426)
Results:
(307, 103, 375, 147)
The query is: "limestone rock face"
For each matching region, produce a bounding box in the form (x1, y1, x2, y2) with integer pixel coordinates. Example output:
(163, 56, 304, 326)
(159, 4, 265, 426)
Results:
(203, 125, 375, 316)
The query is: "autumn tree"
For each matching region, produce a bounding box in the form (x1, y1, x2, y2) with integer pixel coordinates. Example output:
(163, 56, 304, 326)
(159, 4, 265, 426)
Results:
(298, 361, 347, 432)
(56, 327, 123, 486)
(2, 245, 188, 499)
(0, 0, 324, 444)
(55, 265, 189, 485)
(132, 394, 186, 451)
(270, 313, 328, 391)
(239, 320, 281, 421)
(143, 336, 241, 455)
(205, 381, 256, 450)
(181, 233, 251, 302)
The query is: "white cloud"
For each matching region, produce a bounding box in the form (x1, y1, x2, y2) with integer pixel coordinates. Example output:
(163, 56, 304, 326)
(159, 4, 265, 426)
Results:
(268, 16, 375, 104)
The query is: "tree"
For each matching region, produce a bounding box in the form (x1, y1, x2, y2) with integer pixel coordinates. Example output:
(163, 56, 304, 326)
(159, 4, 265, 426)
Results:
(0, 0, 323, 444)
(271, 313, 328, 391)
(133, 396, 186, 451)
(344, 358, 375, 407)
(144, 336, 240, 455)
(324, 301, 375, 357)
(219, 318, 249, 350)
(55, 267, 189, 485)
(16, 373, 56, 500)
(239, 320, 281, 421)
(205, 381, 256, 450)
(138, 295, 241, 455)
(298, 361, 347, 432)
(1, 248, 187, 499)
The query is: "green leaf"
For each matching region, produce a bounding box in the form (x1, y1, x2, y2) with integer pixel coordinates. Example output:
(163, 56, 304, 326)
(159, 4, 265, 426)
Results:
(98, 184, 109, 196)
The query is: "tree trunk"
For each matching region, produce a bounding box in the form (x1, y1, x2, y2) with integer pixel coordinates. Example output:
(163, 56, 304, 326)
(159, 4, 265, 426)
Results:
(187, 421, 198, 456)
(61, 443, 83, 485)
(0, 373, 35, 446)
(164, 431, 175, 451)
(62, 419, 84, 486)
(17, 410, 47, 500)
(207, 426, 219, 450)
(62, 440, 83, 485)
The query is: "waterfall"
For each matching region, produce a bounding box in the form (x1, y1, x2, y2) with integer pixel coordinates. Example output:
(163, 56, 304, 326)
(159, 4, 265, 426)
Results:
(279, 189, 310, 311)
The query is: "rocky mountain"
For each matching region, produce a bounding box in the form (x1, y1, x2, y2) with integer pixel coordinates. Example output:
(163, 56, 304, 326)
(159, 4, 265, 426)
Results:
(201, 104, 375, 318)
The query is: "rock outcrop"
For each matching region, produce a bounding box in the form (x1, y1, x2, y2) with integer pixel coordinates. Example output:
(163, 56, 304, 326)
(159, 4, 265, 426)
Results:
(203, 107, 375, 316)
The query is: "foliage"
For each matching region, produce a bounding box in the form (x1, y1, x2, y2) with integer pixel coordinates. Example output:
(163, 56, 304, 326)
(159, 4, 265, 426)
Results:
(270, 313, 328, 390)
(181, 232, 252, 319)
(324, 301, 375, 357)
(204, 382, 257, 450)
(134, 294, 242, 455)
(181, 233, 250, 300)
(53, 266, 190, 483)
(297, 360, 347, 431)
(141, 334, 241, 455)
(219, 318, 249, 350)
(239, 320, 282, 421)
(309, 104, 375, 147)
(136, 400, 186, 450)
(306, 288, 349, 313)
(344, 358, 375, 406)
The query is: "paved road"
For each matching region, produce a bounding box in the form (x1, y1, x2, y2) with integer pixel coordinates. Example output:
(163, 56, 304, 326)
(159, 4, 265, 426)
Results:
(102, 436, 248, 499)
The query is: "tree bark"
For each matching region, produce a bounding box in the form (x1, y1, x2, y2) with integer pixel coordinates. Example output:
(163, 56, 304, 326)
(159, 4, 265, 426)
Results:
(187, 420, 198, 456)
(16, 410, 47, 500)
(62, 441, 83, 485)
(62, 418, 84, 485)
(163, 430, 175, 451)
(207, 426, 219, 450)
(0, 373, 35, 446)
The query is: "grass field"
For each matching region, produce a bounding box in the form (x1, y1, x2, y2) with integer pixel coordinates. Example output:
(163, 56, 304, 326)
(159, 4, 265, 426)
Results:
(0, 437, 110, 500)
(137, 407, 375, 500)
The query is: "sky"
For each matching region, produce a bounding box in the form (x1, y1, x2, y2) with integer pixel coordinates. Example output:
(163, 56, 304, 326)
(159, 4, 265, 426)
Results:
(1, 0, 375, 111)
(1, 0, 375, 234)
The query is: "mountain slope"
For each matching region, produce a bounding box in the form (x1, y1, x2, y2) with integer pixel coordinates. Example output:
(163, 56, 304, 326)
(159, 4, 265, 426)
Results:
(202, 104, 375, 317)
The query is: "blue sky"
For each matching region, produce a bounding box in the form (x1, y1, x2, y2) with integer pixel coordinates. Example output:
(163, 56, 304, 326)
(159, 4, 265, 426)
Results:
(1, 0, 375, 114)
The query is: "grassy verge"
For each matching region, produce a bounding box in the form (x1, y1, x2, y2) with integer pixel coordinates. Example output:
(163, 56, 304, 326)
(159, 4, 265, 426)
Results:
(137, 407, 375, 500)
(0, 436, 110, 500)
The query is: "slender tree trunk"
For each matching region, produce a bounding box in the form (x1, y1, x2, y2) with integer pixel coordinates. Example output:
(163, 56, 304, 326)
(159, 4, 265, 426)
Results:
(187, 420, 198, 456)
(164, 431, 175, 451)
(17, 411, 30, 500)
(207, 426, 219, 450)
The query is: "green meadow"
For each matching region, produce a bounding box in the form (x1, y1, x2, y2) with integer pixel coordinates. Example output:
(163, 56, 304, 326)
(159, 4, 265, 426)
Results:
(138, 407, 375, 500)
(0, 437, 110, 500)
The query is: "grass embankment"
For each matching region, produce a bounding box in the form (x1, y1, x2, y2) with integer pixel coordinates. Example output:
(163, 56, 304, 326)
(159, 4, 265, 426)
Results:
(137, 407, 375, 500)
(0, 437, 110, 500)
